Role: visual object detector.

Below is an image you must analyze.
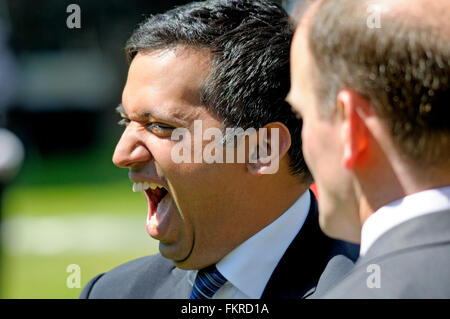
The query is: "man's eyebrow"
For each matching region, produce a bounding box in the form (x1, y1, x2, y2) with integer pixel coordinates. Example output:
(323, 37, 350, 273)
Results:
(116, 104, 156, 120)
(115, 103, 190, 125)
(116, 103, 157, 119)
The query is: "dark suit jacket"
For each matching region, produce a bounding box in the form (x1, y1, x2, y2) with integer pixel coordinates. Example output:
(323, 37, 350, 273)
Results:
(80, 190, 359, 299)
(323, 209, 450, 298)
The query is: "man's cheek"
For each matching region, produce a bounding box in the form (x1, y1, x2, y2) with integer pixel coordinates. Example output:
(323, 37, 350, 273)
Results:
(301, 128, 313, 166)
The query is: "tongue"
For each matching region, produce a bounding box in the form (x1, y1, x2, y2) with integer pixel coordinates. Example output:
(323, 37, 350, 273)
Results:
(146, 187, 168, 229)
(155, 194, 170, 220)
(146, 193, 171, 237)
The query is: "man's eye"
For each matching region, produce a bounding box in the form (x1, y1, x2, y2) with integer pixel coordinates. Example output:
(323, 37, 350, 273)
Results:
(118, 118, 130, 126)
(147, 123, 174, 136)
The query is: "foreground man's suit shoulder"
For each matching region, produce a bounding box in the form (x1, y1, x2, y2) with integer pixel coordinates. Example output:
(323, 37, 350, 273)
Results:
(323, 210, 450, 298)
(80, 192, 359, 299)
(80, 254, 192, 299)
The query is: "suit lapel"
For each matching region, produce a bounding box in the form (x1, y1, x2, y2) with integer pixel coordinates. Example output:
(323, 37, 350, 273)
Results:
(261, 190, 337, 298)
(165, 266, 192, 298)
(128, 254, 192, 298)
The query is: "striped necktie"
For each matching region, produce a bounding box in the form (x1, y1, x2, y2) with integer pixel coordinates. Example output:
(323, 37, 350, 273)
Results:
(190, 265, 227, 299)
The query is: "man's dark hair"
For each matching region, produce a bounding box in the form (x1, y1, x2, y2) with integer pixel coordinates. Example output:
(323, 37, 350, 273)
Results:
(125, 0, 312, 184)
(308, 0, 450, 167)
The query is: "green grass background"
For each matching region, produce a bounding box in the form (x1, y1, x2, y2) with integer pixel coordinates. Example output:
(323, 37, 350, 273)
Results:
(1, 144, 159, 298)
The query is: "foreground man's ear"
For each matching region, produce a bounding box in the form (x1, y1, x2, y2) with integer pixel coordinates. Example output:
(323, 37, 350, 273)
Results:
(337, 90, 372, 170)
(247, 122, 291, 176)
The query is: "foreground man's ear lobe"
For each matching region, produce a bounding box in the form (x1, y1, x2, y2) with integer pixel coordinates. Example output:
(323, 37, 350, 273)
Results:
(337, 90, 370, 170)
(247, 122, 291, 176)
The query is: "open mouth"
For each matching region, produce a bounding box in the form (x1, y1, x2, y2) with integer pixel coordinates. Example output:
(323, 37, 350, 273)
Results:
(133, 182, 168, 229)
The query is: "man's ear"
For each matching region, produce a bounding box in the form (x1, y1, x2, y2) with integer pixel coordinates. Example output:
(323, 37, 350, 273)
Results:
(247, 122, 291, 175)
(337, 90, 371, 170)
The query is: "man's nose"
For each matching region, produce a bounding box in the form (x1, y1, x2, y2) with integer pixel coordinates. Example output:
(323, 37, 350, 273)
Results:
(112, 126, 152, 169)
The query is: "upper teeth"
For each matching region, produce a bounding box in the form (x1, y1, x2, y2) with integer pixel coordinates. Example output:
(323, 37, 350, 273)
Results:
(132, 182, 164, 192)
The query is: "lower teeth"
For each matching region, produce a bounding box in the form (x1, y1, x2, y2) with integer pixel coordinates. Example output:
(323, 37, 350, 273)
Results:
(149, 215, 158, 229)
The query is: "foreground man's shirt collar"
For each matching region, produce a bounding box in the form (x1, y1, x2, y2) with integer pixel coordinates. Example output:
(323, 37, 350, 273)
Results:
(360, 185, 450, 256)
(188, 189, 311, 299)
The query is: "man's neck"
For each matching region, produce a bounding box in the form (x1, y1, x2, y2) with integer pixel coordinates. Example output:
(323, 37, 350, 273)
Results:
(238, 176, 309, 244)
(358, 166, 450, 226)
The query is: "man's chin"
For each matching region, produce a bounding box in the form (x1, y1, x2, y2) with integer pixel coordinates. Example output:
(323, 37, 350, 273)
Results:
(318, 212, 334, 236)
(318, 206, 342, 236)
(159, 241, 195, 268)
(171, 256, 203, 270)
(169, 250, 214, 271)
(319, 211, 361, 243)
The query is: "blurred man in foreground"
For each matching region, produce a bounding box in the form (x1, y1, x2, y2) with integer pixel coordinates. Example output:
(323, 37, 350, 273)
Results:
(288, 0, 450, 298)
(80, 0, 358, 299)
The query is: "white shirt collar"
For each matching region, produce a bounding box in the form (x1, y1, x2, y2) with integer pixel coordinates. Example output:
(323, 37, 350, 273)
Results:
(213, 190, 311, 298)
(360, 185, 450, 256)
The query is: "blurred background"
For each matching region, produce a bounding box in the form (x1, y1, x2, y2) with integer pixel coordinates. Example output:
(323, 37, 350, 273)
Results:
(0, 0, 299, 298)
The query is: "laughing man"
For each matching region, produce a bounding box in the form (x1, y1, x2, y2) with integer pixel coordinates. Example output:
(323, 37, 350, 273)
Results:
(80, 0, 358, 299)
